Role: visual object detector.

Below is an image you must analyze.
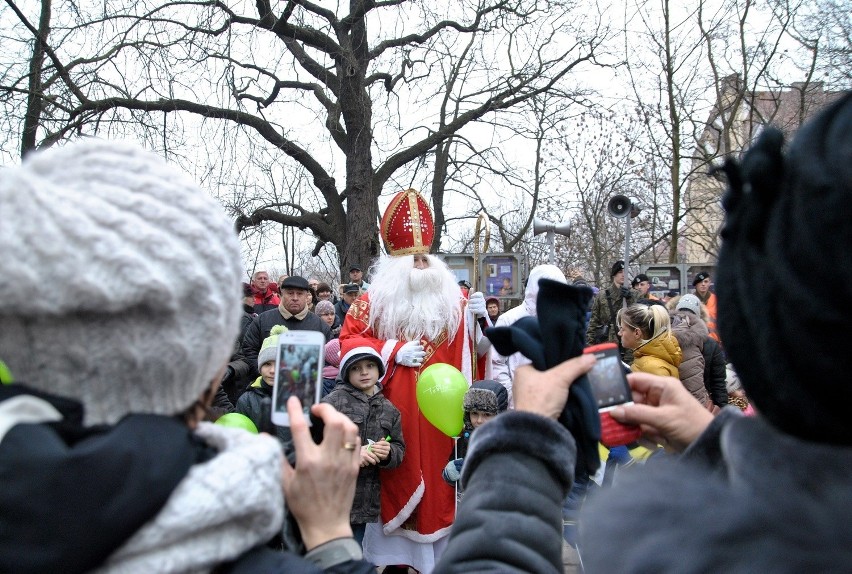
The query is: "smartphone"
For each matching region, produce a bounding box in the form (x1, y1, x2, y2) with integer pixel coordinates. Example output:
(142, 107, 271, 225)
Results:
(271, 330, 325, 426)
(583, 343, 642, 447)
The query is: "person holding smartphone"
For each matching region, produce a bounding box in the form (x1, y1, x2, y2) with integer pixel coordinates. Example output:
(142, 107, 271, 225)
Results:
(436, 94, 852, 573)
(0, 140, 374, 573)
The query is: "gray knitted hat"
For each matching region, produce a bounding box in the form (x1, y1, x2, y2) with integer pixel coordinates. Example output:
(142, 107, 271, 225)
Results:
(676, 294, 701, 316)
(0, 139, 243, 424)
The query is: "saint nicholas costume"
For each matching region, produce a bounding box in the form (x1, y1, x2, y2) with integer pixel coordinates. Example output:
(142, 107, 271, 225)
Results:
(341, 190, 482, 573)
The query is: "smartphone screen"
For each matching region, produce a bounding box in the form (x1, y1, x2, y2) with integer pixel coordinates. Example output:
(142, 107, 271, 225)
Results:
(271, 332, 324, 426)
(584, 343, 642, 447)
(584, 343, 632, 411)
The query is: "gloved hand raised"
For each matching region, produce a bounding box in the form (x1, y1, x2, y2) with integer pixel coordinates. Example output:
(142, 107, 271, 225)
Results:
(395, 341, 426, 367)
(467, 291, 487, 317)
(442, 458, 464, 484)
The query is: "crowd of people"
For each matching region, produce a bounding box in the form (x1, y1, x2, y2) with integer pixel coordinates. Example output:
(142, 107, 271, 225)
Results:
(1, 92, 849, 573)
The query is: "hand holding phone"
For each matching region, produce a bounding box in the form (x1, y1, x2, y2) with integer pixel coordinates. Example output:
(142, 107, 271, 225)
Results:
(271, 331, 325, 427)
(583, 343, 643, 447)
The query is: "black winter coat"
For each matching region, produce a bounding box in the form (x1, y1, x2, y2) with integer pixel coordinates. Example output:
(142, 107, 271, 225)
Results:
(235, 379, 293, 455)
(334, 300, 351, 328)
(702, 337, 728, 407)
(322, 382, 404, 524)
(221, 310, 258, 403)
(241, 308, 332, 379)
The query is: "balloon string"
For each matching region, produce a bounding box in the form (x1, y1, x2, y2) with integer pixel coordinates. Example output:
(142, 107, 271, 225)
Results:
(453, 435, 460, 517)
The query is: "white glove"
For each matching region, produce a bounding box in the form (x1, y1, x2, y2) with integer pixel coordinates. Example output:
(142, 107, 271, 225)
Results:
(395, 341, 426, 367)
(468, 291, 486, 317)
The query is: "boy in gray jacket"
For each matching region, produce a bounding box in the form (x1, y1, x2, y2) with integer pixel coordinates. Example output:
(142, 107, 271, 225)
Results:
(322, 337, 405, 545)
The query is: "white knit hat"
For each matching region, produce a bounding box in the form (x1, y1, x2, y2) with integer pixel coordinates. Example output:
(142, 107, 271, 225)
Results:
(0, 139, 243, 424)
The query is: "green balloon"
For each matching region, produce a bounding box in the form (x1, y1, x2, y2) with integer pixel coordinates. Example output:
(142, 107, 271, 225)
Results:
(0, 360, 13, 385)
(215, 413, 258, 434)
(416, 363, 468, 437)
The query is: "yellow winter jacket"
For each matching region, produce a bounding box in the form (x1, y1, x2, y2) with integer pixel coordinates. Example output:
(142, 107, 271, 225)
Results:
(631, 333, 682, 378)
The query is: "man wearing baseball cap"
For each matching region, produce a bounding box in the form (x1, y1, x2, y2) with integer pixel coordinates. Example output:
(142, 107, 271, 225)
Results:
(349, 265, 371, 292)
(692, 271, 719, 342)
(336, 283, 362, 326)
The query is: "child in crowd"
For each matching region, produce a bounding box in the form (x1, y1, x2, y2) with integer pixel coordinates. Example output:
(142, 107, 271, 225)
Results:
(322, 338, 405, 545)
(321, 338, 342, 397)
(726, 364, 755, 415)
(442, 380, 509, 487)
(235, 325, 293, 450)
(316, 299, 342, 338)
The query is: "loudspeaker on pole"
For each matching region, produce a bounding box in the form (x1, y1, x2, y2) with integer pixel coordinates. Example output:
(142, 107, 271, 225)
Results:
(607, 195, 632, 219)
(533, 217, 572, 236)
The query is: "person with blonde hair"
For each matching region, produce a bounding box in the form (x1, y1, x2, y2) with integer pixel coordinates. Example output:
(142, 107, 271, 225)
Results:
(617, 303, 682, 377)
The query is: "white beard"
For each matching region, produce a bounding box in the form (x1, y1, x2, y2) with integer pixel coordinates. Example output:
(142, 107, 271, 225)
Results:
(368, 254, 463, 343)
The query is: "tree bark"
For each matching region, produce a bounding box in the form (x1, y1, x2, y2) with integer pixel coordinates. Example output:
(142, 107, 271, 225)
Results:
(20, 0, 51, 157)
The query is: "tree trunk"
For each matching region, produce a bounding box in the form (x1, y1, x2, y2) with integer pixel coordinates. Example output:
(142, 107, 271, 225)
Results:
(430, 138, 450, 253)
(664, 0, 682, 264)
(20, 0, 51, 157)
(338, 15, 379, 280)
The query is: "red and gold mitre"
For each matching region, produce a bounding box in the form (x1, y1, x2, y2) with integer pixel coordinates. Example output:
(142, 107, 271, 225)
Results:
(380, 189, 435, 256)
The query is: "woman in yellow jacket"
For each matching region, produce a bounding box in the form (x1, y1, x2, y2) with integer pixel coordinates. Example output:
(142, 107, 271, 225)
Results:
(617, 303, 682, 376)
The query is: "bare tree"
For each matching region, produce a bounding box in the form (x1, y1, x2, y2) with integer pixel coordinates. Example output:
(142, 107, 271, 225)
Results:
(1, 0, 608, 277)
(547, 108, 666, 286)
(683, 0, 847, 260)
(775, 0, 852, 90)
(433, 91, 582, 258)
(18, 0, 50, 156)
(618, 0, 806, 263)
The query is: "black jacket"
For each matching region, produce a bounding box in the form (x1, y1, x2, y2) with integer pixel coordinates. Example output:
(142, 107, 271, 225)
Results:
(334, 299, 352, 328)
(235, 378, 293, 454)
(0, 385, 209, 574)
(322, 382, 404, 524)
(241, 308, 332, 379)
(702, 337, 728, 407)
(221, 310, 258, 403)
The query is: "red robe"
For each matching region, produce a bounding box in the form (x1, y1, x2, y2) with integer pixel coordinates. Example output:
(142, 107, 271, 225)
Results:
(341, 293, 477, 542)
